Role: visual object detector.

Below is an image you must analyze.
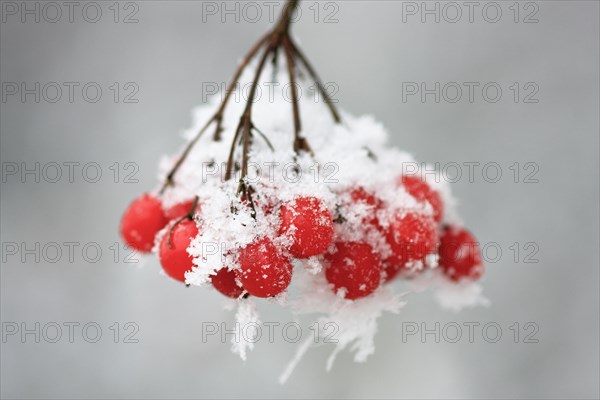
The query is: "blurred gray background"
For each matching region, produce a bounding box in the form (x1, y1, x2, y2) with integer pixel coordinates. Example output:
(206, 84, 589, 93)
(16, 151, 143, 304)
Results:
(1, 1, 599, 399)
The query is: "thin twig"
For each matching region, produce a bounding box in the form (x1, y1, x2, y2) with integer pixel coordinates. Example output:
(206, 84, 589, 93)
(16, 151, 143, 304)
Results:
(160, 35, 270, 194)
(224, 44, 276, 183)
(253, 124, 275, 152)
(238, 45, 276, 184)
(283, 36, 312, 155)
(160, 120, 213, 194)
(224, 118, 244, 181)
(212, 33, 271, 141)
(162, 0, 345, 208)
(288, 39, 341, 124)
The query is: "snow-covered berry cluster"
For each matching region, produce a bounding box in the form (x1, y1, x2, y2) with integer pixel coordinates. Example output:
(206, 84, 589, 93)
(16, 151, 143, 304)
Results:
(118, 2, 487, 373)
(120, 164, 483, 300)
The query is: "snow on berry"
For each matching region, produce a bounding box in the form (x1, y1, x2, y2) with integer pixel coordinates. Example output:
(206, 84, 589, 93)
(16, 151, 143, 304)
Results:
(439, 225, 484, 281)
(400, 175, 444, 222)
(349, 187, 383, 227)
(384, 211, 438, 267)
(279, 196, 334, 258)
(325, 242, 382, 299)
(236, 237, 293, 298)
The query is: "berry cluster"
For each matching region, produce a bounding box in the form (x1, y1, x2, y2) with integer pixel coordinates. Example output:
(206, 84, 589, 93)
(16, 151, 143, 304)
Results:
(120, 174, 484, 301)
(117, 0, 488, 372)
(118, 0, 484, 304)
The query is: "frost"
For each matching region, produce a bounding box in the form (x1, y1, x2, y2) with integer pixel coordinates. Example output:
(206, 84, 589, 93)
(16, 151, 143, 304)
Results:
(278, 268, 406, 383)
(409, 270, 491, 312)
(231, 298, 260, 361)
(150, 62, 487, 379)
(434, 280, 490, 312)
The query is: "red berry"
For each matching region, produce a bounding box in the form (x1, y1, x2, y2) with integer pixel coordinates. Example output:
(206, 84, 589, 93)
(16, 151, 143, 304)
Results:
(385, 212, 437, 267)
(211, 268, 244, 298)
(383, 259, 402, 282)
(165, 199, 201, 220)
(349, 187, 382, 227)
(439, 226, 483, 281)
(159, 219, 199, 283)
(120, 194, 168, 253)
(279, 196, 334, 258)
(325, 242, 382, 299)
(400, 176, 444, 222)
(350, 187, 381, 208)
(236, 238, 292, 298)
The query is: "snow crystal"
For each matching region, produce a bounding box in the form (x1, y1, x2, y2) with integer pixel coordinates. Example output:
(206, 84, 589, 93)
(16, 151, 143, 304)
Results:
(408, 270, 490, 312)
(231, 298, 260, 361)
(278, 268, 406, 383)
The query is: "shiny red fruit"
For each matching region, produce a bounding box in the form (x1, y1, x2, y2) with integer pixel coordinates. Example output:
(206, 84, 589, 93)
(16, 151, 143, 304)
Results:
(325, 242, 382, 299)
(211, 268, 244, 298)
(385, 212, 437, 267)
(236, 238, 292, 298)
(400, 175, 444, 222)
(120, 194, 168, 253)
(279, 196, 334, 258)
(159, 219, 199, 283)
(165, 199, 201, 220)
(439, 226, 483, 281)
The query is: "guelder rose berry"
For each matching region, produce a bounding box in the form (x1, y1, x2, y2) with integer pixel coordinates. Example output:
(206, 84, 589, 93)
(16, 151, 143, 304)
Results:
(211, 268, 244, 298)
(279, 196, 334, 258)
(236, 238, 292, 298)
(349, 187, 383, 227)
(165, 199, 201, 221)
(120, 194, 168, 253)
(439, 226, 484, 281)
(159, 219, 199, 283)
(385, 212, 437, 267)
(325, 242, 382, 299)
(400, 175, 444, 223)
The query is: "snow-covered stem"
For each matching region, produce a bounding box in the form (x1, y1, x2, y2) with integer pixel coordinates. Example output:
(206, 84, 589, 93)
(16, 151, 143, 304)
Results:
(160, 0, 340, 196)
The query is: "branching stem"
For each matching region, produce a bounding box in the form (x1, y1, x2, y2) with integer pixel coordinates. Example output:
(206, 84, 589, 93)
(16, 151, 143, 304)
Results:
(160, 0, 341, 205)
